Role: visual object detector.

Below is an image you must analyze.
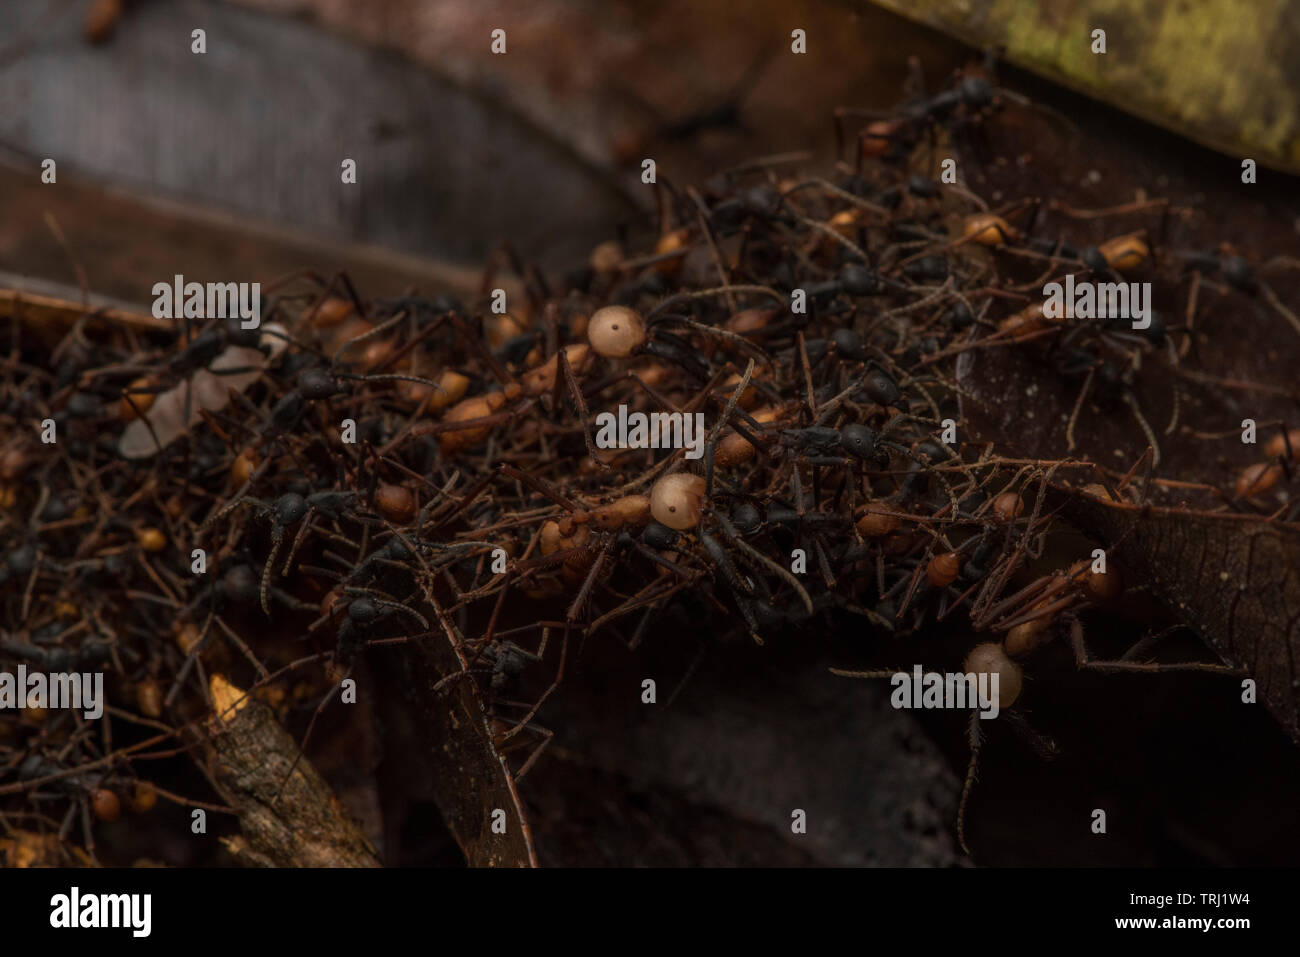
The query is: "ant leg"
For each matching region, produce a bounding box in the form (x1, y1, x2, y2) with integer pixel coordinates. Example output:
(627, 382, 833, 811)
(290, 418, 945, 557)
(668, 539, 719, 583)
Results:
(1122, 391, 1161, 468)
(281, 512, 315, 575)
(1067, 615, 1243, 675)
(651, 315, 771, 366)
(497, 462, 581, 511)
(80, 795, 98, 860)
(201, 462, 273, 531)
(937, 575, 984, 622)
(480, 572, 517, 645)
(977, 571, 1071, 630)
(426, 665, 492, 697)
(333, 271, 369, 319)
(812, 535, 836, 588)
(993, 591, 1077, 632)
(501, 723, 554, 782)
(447, 313, 514, 387)
(1020, 196, 1044, 236)
(497, 623, 570, 744)
(58, 800, 78, 842)
(340, 588, 431, 631)
(1258, 281, 1300, 339)
(1002, 709, 1060, 761)
(957, 710, 982, 858)
(699, 530, 760, 637)
(330, 308, 407, 368)
(703, 362, 759, 500)
(272, 664, 350, 803)
(565, 537, 613, 626)
(727, 525, 815, 616)
(212, 614, 271, 679)
(631, 539, 698, 579)
(262, 267, 331, 298)
(481, 239, 530, 296)
(626, 604, 658, 651)
(268, 585, 320, 613)
(896, 560, 929, 617)
(1049, 197, 1170, 219)
(662, 637, 710, 708)
(164, 613, 216, 708)
(290, 269, 367, 323)
(558, 345, 604, 470)
(829, 667, 898, 680)
(260, 522, 287, 615)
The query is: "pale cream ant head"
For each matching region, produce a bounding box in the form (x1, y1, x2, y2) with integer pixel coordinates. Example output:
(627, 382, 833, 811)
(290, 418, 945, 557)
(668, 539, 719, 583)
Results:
(650, 473, 706, 530)
(964, 642, 1023, 708)
(587, 306, 647, 358)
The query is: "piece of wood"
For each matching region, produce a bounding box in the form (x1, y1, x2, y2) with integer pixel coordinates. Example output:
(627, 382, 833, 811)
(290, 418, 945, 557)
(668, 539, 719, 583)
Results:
(0, 274, 169, 332)
(204, 675, 381, 868)
(0, 163, 500, 309)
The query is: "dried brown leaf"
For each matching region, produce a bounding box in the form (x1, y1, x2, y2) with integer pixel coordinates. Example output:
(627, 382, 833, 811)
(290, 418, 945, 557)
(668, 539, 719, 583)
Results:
(1057, 489, 1300, 744)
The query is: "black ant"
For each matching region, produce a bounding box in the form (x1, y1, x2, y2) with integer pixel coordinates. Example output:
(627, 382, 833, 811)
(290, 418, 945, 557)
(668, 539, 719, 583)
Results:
(202, 489, 367, 613)
(833, 57, 1014, 171)
(265, 576, 431, 802)
(331, 590, 429, 663)
(0, 635, 113, 672)
(12, 754, 126, 861)
(1173, 247, 1300, 338)
(627, 43, 776, 149)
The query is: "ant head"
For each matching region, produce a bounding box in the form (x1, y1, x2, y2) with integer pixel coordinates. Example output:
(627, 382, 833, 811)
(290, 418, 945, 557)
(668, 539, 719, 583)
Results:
(222, 317, 262, 349)
(958, 75, 994, 109)
(1080, 246, 1109, 273)
(730, 501, 762, 535)
(496, 645, 527, 677)
(1057, 347, 1098, 378)
(8, 542, 38, 577)
(274, 492, 309, 526)
(641, 522, 680, 550)
(840, 423, 877, 461)
(1093, 361, 1129, 406)
(347, 598, 380, 624)
(944, 301, 974, 330)
(222, 564, 259, 604)
(741, 184, 782, 218)
(902, 254, 949, 283)
(385, 537, 414, 561)
(839, 262, 879, 296)
(860, 367, 901, 407)
(906, 175, 939, 198)
(1222, 256, 1257, 291)
(186, 328, 226, 362)
(430, 294, 466, 317)
(915, 439, 952, 464)
(588, 306, 647, 358)
(297, 367, 341, 400)
(268, 391, 305, 433)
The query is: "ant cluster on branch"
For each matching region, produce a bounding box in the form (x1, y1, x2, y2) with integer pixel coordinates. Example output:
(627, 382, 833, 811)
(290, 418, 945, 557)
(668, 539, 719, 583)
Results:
(1, 57, 1293, 864)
